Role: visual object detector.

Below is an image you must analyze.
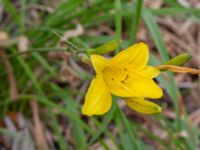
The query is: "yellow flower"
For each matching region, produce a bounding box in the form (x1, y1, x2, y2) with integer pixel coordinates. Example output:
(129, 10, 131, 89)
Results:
(82, 42, 163, 116)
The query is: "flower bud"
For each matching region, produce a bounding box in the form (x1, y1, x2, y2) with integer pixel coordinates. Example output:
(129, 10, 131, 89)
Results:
(87, 40, 121, 55)
(164, 53, 192, 66)
(77, 53, 91, 66)
(157, 65, 200, 74)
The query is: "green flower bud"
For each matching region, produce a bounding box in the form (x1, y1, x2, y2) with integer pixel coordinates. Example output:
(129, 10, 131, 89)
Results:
(77, 53, 91, 66)
(87, 40, 121, 55)
(163, 53, 192, 66)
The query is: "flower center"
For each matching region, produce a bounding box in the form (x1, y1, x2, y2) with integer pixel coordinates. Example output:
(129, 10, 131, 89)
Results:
(102, 66, 131, 87)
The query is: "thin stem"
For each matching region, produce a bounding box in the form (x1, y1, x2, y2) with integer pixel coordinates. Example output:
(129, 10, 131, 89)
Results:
(0, 47, 68, 62)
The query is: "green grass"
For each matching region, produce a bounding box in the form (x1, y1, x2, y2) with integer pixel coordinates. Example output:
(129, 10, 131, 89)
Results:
(0, 0, 200, 149)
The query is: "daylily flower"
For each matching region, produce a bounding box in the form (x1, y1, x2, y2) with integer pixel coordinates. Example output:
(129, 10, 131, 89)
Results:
(82, 42, 163, 116)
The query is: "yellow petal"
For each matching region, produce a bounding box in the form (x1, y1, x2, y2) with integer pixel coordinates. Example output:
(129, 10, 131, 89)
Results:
(111, 42, 149, 69)
(140, 66, 160, 78)
(82, 75, 112, 116)
(102, 66, 163, 98)
(90, 55, 107, 73)
(125, 97, 162, 114)
(127, 71, 163, 98)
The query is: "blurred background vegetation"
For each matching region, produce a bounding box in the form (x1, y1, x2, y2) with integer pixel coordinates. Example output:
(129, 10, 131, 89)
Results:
(0, 0, 200, 150)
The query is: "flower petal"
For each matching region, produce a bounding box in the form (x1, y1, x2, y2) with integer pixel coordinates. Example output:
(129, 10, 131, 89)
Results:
(82, 75, 112, 116)
(124, 97, 162, 114)
(126, 71, 163, 98)
(111, 42, 149, 69)
(102, 66, 163, 98)
(90, 55, 107, 73)
(140, 66, 160, 78)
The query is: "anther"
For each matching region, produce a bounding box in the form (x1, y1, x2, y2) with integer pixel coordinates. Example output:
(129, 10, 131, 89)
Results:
(121, 80, 126, 84)
(125, 74, 130, 80)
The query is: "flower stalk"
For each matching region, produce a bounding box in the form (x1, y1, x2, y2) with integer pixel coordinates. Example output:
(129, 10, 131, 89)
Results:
(157, 65, 200, 75)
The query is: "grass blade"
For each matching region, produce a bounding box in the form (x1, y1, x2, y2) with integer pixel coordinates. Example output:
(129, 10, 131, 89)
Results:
(129, 0, 144, 43)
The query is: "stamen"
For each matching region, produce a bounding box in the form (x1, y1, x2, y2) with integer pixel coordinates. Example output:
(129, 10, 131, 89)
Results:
(125, 74, 130, 80)
(103, 66, 131, 88)
(121, 80, 126, 84)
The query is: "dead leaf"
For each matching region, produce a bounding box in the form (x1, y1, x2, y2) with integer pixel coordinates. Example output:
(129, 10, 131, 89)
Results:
(31, 101, 49, 150)
(0, 31, 8, 43)
(0, 49, 19, 101)
(18, 36, 29, 57)
(61, 23, 84, 42)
